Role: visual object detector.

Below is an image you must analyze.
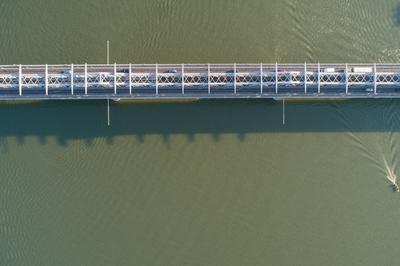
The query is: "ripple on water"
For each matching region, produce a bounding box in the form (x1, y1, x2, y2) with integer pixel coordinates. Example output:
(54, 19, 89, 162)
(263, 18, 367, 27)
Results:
(283, 0, 399, 62)
(333, 99, 400, 188)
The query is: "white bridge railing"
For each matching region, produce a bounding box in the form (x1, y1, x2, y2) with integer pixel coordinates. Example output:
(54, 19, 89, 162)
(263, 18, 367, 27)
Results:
(0, 63, 400, 97)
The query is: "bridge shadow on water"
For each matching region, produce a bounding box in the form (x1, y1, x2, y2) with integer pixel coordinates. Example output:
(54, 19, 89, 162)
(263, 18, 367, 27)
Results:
(0, 98, 399, 149)
(393, 2, 400, 26)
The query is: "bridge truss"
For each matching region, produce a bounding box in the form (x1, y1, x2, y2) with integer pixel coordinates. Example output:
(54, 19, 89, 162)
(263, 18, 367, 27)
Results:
(1, 63, 400, 98)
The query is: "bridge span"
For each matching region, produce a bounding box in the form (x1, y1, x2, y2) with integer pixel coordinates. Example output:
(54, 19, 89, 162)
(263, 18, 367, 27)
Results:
(1, 63, 400, 99)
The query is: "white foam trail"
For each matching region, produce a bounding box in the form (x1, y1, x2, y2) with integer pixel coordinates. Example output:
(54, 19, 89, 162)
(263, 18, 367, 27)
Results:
(383, 156, 398, 187)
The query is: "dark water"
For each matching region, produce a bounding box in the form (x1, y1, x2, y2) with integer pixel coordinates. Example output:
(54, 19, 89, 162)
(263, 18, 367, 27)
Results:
(2, 1, 400, 265)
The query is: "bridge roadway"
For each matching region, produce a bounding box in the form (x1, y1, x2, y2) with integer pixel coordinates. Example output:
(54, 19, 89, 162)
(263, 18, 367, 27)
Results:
(1, 63, 400, 99)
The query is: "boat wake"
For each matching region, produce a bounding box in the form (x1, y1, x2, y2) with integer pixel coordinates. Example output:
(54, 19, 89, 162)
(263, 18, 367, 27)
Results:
(383, 157, 400, 192)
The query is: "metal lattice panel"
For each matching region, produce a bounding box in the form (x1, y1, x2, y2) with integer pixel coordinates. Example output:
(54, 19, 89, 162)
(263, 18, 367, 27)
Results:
(306, 73, 317, 83)
(262, 73, 276, 83)
(48, 76, 69, 85)
(237, 73, 260, 83)
(320, 73, 344, 84)
(131, 74, 151, 86)
(210, 73, 231, 84)
(159, 74, 182, 84)
(0, 76, 18, 85)
(115, 74, 126, 84)
(277, 73, 292, 83)
(376, 73, 400, 83)
(348, 73, 373, 83)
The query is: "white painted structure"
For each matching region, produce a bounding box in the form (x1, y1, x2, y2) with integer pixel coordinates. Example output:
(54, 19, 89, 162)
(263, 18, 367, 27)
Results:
(0, 63, 400, 99)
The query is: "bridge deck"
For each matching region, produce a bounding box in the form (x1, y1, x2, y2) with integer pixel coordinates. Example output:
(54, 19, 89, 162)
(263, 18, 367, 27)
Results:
(1, 63, 400, 99)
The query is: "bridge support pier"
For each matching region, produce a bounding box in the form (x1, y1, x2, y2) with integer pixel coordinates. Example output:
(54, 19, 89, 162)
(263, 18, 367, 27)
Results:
(282, 98, 286, 125)
(107, 97, 110, 127)
(18, 64, 22, 96)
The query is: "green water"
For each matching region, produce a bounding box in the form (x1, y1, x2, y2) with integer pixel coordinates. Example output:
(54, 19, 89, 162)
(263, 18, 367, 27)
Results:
(2, 1, 400, 265)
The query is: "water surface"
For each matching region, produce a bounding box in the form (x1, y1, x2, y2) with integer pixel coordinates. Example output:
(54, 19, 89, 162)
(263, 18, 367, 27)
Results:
(1, 1, 400, 265)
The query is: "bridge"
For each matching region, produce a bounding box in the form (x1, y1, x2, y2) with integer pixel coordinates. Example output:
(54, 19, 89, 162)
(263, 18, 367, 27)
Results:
(1, 63, 400, 99)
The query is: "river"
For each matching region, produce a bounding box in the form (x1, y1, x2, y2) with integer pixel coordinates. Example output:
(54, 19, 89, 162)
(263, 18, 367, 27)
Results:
(1, 1, 400, 265)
